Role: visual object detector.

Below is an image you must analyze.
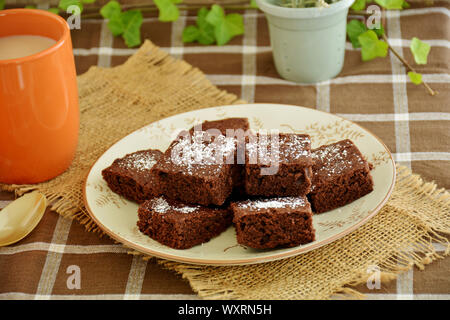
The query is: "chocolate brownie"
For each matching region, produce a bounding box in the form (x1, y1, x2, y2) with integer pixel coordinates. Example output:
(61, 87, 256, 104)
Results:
(309, 139, 374, 213)
(137, 196, 233, 249)
(151, 131, 236, 206)
(190, 117, 250, 196)
(244, 133, 313, 197)
(102, 149, 163, 203)
(231, 196, 315, 249)
(189, 117, 250, 136)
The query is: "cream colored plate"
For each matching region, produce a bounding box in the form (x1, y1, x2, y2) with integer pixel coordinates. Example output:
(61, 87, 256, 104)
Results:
(84, 104, 396, 266)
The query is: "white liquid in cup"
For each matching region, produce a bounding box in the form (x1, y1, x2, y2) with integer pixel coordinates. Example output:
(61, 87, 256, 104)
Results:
(0, 35, 57, 60)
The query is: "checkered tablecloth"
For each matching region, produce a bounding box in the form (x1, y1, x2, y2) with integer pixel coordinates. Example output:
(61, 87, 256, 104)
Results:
(0, 1, 449, 299)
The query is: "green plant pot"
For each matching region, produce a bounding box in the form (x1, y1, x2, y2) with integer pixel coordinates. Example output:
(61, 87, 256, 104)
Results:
(256, 0, 355, 83)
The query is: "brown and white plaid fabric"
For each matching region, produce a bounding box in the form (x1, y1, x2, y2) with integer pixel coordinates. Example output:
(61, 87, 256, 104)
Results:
(0, 0, 449, 299)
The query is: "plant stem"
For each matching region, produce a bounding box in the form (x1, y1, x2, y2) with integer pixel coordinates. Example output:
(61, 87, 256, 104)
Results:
(382, 34, 437, 96)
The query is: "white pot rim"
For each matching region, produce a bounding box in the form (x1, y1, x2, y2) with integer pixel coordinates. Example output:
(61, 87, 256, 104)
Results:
(256, 0, 355, 19)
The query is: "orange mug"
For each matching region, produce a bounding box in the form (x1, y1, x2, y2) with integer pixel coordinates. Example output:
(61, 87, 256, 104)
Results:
(0, 9, 79, 184)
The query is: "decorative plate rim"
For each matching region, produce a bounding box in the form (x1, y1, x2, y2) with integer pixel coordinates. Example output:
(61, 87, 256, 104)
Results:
(83, 103, 396, 266)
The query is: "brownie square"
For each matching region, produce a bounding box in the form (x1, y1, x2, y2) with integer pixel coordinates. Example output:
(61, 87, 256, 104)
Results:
(231, 196, 315, 249)
(190, 117, 250, 197)
(151, 131, 236, 206)
(309, 139, 374, 213)
(137, 196, 233, 249)
(244, 133, 313, 197)
(189, 117, 250, 136)
(102, 149, 163, 203)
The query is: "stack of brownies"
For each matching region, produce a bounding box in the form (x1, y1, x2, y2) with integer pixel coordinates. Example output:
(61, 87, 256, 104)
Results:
(102, 118, 374, 250)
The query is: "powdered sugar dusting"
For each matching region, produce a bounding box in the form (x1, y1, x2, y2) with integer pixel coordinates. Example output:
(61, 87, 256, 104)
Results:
(312, 140, 365, 178)
(168, 131, 237, 175)
(150, 197, 199, 214)
(118, 151, 157, 172)
(246, 134, 311, 165)
(235, 196, 307, 211)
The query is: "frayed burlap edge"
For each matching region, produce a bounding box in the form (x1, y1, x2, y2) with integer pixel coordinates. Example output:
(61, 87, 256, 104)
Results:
(1, 41, 449, 299)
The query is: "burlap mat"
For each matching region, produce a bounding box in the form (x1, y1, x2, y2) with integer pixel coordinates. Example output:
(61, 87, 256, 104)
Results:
(2, 40, 449, 299)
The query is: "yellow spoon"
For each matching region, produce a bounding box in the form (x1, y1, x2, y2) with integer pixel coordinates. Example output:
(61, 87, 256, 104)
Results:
(0, 192, 47, 246)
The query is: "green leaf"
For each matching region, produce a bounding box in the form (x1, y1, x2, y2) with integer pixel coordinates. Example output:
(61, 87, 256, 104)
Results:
(218, 13, 244, 46)
(121, 10, 143, 47)
(154, 0, 179, 22)
(100, 1, 124, 36)
(81, 0, 96, 3)
(197, 27, 216, 45)
(351, 0, 366, 11)
(250, 0, 258, 8)
(182, 25, 200, 43)
(347, 20, 367, 48)
(194, 7, 216, 44)
(410, 37, 430, 65)
(25, 5, 37, 9)
(206, 5, 244, 45)
(358, 30, 388, 61)
(196, 7, 210, 28)
(402, 0, 410, 8)
(107, 16, 125, 36)
(374, 0, 405, 9)
(206, 4, 225, 27)
(58, 0, 83, 13)
(373, 25, 385, 37)
(0, 0, 5, 10)
(47, 8, 60, 14)
(408, 71, 422, 85)
(100, 0, 121, 19)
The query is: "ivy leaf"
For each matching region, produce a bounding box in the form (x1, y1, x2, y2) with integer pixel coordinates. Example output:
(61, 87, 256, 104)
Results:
(183, 8, 215, 45)
(48, 8, 60, 14)
(100, 0, 121, 19)
(100, 1, 142, 47)
(402, 0, 411, 8)
(358, 30, 388, 61)
(196, 8, 216, 45)
(347, 20, 367, 48)
(215, 13, 244, 46)
(121, 10, 143, 47)
(206, 5, 244, 46)
(197, 26, 216, 45)
(107, 17, 126, 36)
(101, 1, 124, 36)
(197, 7, 210, 29)
(351, 0, 366, 11)
(250, 0, 259, 8)
(0, 0, 5, 10)
(373, 25, 385, 37)
(374, 0, 405, 9)
(408, 71, 422, 85)
(184, 5, 243, 46)
(206, 4, 225, 27)
(58, 0, 83, 14)
(410, 37, 430, 65)
(182, 25, 200, 43)
(154, 0, 179, 22)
